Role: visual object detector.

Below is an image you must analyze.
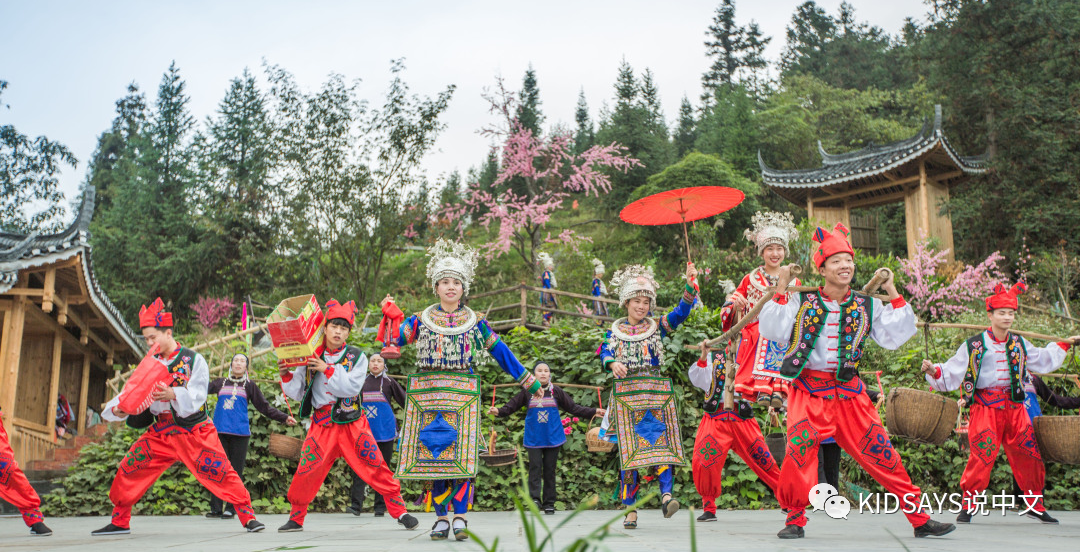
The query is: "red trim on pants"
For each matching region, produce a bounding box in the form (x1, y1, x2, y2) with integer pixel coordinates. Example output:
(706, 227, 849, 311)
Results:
(961, 401, 1045, 512)
(777, 372, 930, 528)
(108, 417, 256, 528)
(287, 414, 406, 525)
(0, 416, 44, 527)
(692, 411, 780, 513)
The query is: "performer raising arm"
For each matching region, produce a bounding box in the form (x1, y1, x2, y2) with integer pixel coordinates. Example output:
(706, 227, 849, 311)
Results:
(758, 224, 955, 540)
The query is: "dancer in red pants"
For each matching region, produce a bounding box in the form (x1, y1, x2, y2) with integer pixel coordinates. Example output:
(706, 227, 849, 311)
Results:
(923, 281, 1077, 525)
(1, 411, 52, 536)
(93, 298, 265, 535)
(278, 299, 418, 533)
(758, 223, 955, 539)
(688, 345, 780, 522)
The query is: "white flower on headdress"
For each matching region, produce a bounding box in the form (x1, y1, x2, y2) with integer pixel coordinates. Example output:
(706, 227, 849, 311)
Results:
(744, 211, 798, 254)
(610, 264, 658, 308)
(591, 258, 605, 275)
(718, 279, 736, 295)
(426, 239, 479, 296)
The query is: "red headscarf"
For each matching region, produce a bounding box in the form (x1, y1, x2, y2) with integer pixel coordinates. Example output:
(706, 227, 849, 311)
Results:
(325, 299, 357, 327)
(138, 298, 173, 329)
(811, 222, 855, 268)
(986, 282, 1027, 311)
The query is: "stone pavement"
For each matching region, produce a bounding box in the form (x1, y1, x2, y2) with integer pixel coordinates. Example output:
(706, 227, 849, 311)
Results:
(2, 508, 1079, 551)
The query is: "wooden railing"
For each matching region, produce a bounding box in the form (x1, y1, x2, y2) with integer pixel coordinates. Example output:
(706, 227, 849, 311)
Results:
(469, 283, 620, 332)
(9, 419, 55, 466)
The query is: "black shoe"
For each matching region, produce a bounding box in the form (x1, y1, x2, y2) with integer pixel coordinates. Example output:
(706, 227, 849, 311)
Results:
(205, 511, 222, 519)
(29, 522, 53, 536)
(453, 516, 469, 541)
(777, 524, 804, 539)
(956, 510, 972, 524)
(221, 510, 235, 520)
(345, 506, 362, 516)
(544, 507, 555, 515)
(697, 511, 717, 522)
(1025, 510, 1059, 524)
(91, 523, 130, 536)
(373, 510, 386, 517)
(398, 513, 418, 530)
(661, 497, 680, 518)
(430, 520, 450, 540)
(245, 520, 265, 533)
(277, 520, 303, 533)
(914, 519, 956, 538)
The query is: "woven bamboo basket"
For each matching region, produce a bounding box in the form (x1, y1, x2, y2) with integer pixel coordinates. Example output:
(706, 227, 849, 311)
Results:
(586, 415, 615, 453)
(268, 433, 303, 461)
(479, 428, 518, 467)
(885, 387, 959, 445)
(1034, 416, 1080, 465)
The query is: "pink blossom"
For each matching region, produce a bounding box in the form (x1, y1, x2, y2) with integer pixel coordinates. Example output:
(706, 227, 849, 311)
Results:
(899, 235, 1005, 320)
(190, 297, 236, 331)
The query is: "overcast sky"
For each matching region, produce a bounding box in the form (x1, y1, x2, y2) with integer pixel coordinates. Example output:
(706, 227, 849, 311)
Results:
(1, 0, 929, 223)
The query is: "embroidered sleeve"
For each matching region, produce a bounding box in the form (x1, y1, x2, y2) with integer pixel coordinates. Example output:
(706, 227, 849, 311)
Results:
(599, 331, 615, 368)
(926, 343, 968, 392)
(397, 314, 420, 346)
(481, 320, 540, 394)
(660, 283, 698, 337)
(326, 352, 367, 398)
(1020, 337, 1069, 375)
(171, 352, 209, 418)
(758, 297, 799, 344)
(868, 297, 917, 350)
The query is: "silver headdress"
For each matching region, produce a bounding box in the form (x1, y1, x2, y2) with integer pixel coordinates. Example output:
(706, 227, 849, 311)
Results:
(744, 211, 798, 254)
(537, 252, 555, 270)
(610, 264, 657, 308)
(426, 239, 479, 296)
(591, 258, 606, 275)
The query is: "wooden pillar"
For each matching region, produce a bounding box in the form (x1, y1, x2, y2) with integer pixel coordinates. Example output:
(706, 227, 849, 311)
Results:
(806, 195, 815, 220)
(0, 296, 27, 417)
(46, 332, 63, 437)
(919, 159, 931, 233)
(77, 353, 90, 434)
(519, 284, 528, 325)
(42, 267, 57, 313)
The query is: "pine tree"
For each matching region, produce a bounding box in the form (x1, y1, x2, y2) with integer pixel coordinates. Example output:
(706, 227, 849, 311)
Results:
(515, 65, 544, 135)
(674, 96, 698, 158)
(573, 89, 594, 154)
(702, 0, 772, 99)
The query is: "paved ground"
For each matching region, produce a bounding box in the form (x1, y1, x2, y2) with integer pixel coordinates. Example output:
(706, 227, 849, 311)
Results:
(3, 508, 1079, 551)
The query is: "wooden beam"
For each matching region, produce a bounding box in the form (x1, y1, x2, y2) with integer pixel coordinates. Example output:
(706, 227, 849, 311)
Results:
(19, 257, 80, 273)
(2, 288, 45, 296)
(847, 190, 909, 209)
(812, 178, 914, 205)
(77, 353, 90, 434)
(46, 331, 63, 437)
(64, 307, 108, 353)
(57, 289, 69, 325)
(42, 267, 56, 313)
(21, 303, 109, 372)
(0, 296, 27, 417)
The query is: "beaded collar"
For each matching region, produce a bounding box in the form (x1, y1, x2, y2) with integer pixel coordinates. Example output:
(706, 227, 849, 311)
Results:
(420, 304, 478, 336)
(610, 317, 657, 342)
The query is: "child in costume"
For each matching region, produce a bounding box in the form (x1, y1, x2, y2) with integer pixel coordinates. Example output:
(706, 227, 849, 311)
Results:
(538, 252, 558, 325)
(598, 262, 699, 529)
(489, 361, 603, 514)
(759, 224, 954, 539)
(348, 353, 406, 517)
(94, 299, 266, 535)
(0, 408, 52, 536)
(922, 282, 1078, 525)
(277, 300, 417, 533)
(723, 211, 800, 407)
(688, 343, 780, 522)
(206, 353, 296, 519)
(381, 239, 542, 541)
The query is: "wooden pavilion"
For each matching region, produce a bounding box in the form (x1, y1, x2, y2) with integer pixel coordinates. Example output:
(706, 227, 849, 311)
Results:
(0, 186, 143, 465)
(759, 105, 990, 260)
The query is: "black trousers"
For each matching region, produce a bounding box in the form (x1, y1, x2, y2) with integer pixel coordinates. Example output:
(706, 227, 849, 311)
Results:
(817, 441, 842, 490)
(210, 433, 250, 514)
(527, 446, 560, 509)
(350, 439, 397, 512)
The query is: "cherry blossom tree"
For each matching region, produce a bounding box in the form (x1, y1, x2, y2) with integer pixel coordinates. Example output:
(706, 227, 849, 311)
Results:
(441, 78, 641, 268)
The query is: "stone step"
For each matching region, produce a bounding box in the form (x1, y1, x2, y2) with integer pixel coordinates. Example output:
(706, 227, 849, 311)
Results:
(50, 446, 80, 464)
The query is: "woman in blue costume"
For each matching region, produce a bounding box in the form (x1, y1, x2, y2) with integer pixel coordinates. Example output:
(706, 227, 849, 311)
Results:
(538, 252, 558, 325)
(598, 262, 698, 529)
(380, 239, 542, 542)
(590, 258, 609, 326)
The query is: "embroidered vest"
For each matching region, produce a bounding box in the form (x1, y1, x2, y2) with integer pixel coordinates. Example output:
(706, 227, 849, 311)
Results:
(962, 332, 1026, 406)
(780, 291, 874, 382)
(607, 317, 664, 377)
(300, 345, 365, 424)
(701, 351, 753, 419)
(126, 347, 208, 430)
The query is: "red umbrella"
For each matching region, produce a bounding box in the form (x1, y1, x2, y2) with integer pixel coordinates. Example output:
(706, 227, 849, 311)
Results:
(619, 186, 745, 262)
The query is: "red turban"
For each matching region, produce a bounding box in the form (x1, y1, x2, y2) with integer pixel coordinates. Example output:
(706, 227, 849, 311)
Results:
(325, 299, 357, 327)
(138, 298, 173, 329)
(811, 222, 855, 268)
(986, 282, 1027, 312)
